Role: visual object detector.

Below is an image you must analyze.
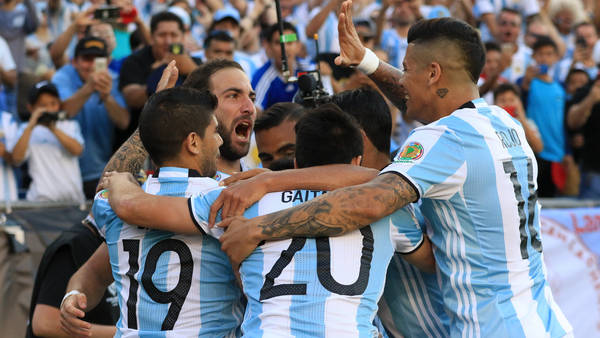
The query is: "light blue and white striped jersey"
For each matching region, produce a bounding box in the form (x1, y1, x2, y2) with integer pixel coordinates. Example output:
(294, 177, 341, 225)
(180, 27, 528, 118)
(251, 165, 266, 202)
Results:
(381, 98, 572, 337)
(92, 167, 243, 338)
(380, 29, 408, 69)
(190, 188, 424, 337)
(378, 206, 450, 338)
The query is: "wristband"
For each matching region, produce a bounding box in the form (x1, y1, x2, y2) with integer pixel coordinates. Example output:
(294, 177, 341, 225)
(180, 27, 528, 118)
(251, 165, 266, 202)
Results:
(357, 48, 379, 75)
(61, 290, 82, 308)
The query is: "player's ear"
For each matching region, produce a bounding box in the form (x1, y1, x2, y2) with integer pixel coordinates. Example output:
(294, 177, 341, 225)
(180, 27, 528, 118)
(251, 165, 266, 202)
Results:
(428, 62, 442, 86)
(351, 155, 362, 166)
(185, 132, 201, 155)
(293, 158, 298, 169)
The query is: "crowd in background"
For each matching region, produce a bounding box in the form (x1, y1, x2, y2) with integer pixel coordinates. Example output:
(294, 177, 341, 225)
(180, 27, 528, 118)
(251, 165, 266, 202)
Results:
(0, 0, 598, 203)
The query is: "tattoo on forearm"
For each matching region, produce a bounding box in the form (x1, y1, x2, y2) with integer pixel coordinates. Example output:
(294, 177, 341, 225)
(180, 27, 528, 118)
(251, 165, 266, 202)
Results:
(257, 173, 417, 240)
(100, 129, 148, 179)
(370, 61, 407, 111)
(436, 88, 448, 98)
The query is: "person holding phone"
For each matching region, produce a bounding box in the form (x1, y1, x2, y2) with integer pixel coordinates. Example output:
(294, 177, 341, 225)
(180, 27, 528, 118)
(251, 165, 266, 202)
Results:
(52, 36, 129, 199)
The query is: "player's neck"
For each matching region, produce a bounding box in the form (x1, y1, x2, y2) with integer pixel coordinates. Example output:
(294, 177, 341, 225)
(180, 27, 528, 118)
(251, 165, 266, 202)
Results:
(362, 151, 391, 171)
(217, 157, 242, 175)
(433, 83, 480, 120)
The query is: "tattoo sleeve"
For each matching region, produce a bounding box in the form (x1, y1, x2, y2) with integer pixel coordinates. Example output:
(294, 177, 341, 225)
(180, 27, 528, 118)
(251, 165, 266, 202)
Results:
(95, 128, 148, 193)
(256, 173, 418, 240)
(369, 61, 407, 111)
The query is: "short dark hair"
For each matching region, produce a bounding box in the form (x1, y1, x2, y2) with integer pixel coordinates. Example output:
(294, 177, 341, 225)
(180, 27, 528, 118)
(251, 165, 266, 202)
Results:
(499, 7, 521, 17)
(573, 21, 596, 34)
(493, 83, 521, 100)
(182, 59, 243, 92)
(532, 35, 558, 53)
(484, 41, 501, 53)
(264, 21, 298, 42)
(294, 103, 363, 168)
(254, 102, 305, 132)
(407, 17, 485, 83)
(332, 88, 391, 154)
(203, 30, 235, 49)
(139, 87, 217, 166)
(565, 68, 591, 84)
(150, 11, 184, 34)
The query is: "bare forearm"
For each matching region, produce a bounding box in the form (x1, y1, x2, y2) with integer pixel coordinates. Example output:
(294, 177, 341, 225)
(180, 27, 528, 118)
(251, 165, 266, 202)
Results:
(50, 23, 76, 68)
(265, 164, 378, 192)
(134, 17, 152, 46)
(66, 249, 113, 311)
(102, 96, 130, 130)
(63, 84, 94, 117)
(122, 85, 148, 109)
(478, 75, 498, 96)
(254, 173, 417, 241)
(98, 129, 147, 192)
(52, 128, 83, 156)
(306, 1, 335, 37)
(567, 95, 597, 129)
(369, 61, 407, 110)
(1, 69, 16, 88)
(12, 125, 34, 164)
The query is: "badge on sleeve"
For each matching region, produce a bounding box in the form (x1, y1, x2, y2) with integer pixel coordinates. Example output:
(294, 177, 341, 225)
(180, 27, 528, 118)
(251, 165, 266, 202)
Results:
(395, 142, 424, 163)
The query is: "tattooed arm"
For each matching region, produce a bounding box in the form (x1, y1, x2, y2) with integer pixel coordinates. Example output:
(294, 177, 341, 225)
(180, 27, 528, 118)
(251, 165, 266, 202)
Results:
(368, 62, 407, 111)
(95, 129, 148, 193)
(217, 172, 418, 266)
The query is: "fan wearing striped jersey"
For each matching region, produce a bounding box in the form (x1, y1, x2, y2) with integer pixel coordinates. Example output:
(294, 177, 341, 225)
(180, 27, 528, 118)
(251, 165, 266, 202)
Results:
(102, 104, 435, 337)
(214, 5, 573, 338)
(61, 88, 245, 337)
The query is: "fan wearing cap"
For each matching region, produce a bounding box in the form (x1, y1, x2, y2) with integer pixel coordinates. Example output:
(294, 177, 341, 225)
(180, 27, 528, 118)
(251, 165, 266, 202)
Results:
(52, 36, 129, 199)
(10, 81, 85, 202)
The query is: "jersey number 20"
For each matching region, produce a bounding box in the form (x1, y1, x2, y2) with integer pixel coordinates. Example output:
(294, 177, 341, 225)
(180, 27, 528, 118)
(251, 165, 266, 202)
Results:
(260, 227, 374, 300)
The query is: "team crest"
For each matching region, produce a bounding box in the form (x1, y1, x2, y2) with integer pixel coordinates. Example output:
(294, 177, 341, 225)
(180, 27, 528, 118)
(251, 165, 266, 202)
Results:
(396, 142, 424, 162)
(213, 173, 221, 181)
(99, 189, 109, 200)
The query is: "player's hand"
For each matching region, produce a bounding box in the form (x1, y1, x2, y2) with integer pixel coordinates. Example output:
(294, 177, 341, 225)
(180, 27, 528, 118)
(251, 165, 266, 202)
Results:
(60, 292, 92, 337)
(156, 60, 179, 93)
(208, 169, 271, 226)
(217, 216, 262, 268)
(101, 171, 138, 191)
(335, 0, 366, 68)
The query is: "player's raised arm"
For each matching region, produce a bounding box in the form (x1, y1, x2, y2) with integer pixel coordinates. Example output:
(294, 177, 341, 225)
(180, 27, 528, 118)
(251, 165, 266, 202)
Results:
(217, 172, 418, 267)
(102, 172, 200, 234)
(335, 0, 407, 111)
(208, 164, 379, 226)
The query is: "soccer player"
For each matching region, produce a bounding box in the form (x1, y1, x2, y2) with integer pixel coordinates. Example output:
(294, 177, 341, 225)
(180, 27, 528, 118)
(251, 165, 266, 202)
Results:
(214, 5, 573, 337)
(101, 104, 433, 336)
(61, 87, 244, 337)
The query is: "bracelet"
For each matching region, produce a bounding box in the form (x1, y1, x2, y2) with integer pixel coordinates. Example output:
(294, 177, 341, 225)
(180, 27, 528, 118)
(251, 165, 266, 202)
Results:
(61, 290, 82, 308)
(357, 48, 379, 75)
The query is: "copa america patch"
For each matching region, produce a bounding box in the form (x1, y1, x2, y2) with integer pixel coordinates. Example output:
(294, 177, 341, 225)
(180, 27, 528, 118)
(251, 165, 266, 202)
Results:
(395, 142, 424, 162)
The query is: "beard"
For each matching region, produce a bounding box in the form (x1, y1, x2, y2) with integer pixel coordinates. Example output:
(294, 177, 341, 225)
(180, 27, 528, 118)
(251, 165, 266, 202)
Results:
(217, 123, 249, 161)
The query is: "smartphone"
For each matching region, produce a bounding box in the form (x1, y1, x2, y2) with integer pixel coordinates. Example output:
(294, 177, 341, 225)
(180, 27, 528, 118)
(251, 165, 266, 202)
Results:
(538, 64, 549, 75)
(169, 43, 184, 55)
(576, 37, 587, 49)
(94, 6, 121, 21)
(94, 57, 108, 72)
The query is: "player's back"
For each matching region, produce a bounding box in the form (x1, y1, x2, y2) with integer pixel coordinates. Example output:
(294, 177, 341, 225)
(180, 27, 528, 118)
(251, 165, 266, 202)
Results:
(190, 188, 425, 337)
(387, 98, 571, 337)
(92, 167, 243, 338)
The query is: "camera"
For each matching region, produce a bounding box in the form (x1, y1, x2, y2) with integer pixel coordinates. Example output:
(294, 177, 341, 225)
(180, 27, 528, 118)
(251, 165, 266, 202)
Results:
(576, 37, 587, 49)
(37, 111, 67, 125)
(294, 70, 331, 108)
(94, 6, 121, 21)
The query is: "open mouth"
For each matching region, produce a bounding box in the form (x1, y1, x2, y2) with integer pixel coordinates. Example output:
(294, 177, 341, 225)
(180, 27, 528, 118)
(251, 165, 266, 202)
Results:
(234, 120, 252, 142)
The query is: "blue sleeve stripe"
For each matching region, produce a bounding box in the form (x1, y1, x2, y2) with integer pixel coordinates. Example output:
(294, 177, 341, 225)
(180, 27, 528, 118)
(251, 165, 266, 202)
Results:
(187, 197, 207, 235)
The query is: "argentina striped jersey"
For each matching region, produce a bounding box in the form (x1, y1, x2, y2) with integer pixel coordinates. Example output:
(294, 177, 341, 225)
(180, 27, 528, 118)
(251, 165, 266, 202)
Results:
(190, 188, 425, 337)
(92, 167, 243, 338)
(380, 98, 572, 337)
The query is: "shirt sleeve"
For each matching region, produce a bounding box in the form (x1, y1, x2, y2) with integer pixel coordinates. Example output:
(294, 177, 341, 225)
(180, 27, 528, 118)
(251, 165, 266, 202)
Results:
(188, 187, 225, 239)
(0, 37, 16, 71)
(91, 190, 117, 238)
(35, 245, 76, 308)
(381, 123, 466, 201)
(387, 204, 425, 254)
(118, 54, 146, 91)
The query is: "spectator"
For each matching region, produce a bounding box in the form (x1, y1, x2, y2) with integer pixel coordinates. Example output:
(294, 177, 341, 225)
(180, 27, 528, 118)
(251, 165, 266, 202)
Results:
(252, 21, 307, 111)
(254, 102, 305, 170)
(549, 0, 588, 55)
(44, 0, 76, 41)
(493, 83, 544, 154)
(0, 0, 38, 72)
(52, 37, 129, 199)
(520, 36, 566, 197)
(305, 0, 341, 58)
(377, 0, 416, 69)
(0, 35, 17, 112)
(0, 106, 19, 202)
(566, 77, 600, 198)
(479, 41, 507, 104)
(10, 81, 85, 202)
(474, 0, 539, 42)
(496, 8, 531, 83)
(567, 22, 600, 80)
(203, 30, 235, 62)
(26, 218, 118, 338)
(565, 68, 591, 101)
